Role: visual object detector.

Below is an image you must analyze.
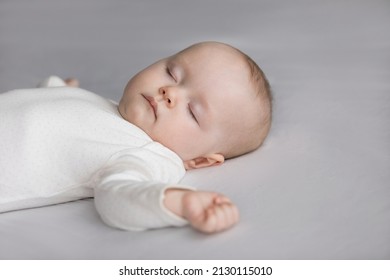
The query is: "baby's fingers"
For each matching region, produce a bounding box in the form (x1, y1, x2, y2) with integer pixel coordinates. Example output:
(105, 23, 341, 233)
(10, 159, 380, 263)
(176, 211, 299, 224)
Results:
(201, 202, 239, 233)
(217, 202, 239, 229)
(214, 195, 232, 204)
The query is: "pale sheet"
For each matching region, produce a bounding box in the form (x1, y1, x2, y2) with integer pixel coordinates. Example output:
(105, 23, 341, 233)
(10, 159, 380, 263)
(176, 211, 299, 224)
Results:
(0, 0, 389, 259)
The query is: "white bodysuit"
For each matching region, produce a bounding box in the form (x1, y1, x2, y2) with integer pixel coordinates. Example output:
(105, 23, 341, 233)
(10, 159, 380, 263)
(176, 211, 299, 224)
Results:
(0, 83, 191, 231)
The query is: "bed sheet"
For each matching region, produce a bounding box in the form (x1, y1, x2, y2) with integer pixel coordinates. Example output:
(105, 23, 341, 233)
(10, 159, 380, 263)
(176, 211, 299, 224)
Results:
(0, 0, 389, 259)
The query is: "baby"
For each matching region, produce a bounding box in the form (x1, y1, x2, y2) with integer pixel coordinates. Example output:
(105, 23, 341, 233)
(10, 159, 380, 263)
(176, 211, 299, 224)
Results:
(0, 42, 272, 233)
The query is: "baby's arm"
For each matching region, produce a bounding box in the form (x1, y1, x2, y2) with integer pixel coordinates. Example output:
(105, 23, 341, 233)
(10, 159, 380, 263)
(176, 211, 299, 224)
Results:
(164, 189, 239, 233)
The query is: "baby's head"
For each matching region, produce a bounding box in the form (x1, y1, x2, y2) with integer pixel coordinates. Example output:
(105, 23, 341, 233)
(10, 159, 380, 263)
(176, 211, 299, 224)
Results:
(119, 42, 272, 169)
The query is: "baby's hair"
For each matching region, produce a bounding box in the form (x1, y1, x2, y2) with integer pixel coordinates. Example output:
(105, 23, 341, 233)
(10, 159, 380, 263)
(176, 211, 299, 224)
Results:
(244, 52, 273, 137)
(223, 48, 273, 159)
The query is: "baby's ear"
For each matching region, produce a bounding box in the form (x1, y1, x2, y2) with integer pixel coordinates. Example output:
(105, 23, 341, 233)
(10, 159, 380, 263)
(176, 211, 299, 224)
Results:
(183, 154, 225, 170)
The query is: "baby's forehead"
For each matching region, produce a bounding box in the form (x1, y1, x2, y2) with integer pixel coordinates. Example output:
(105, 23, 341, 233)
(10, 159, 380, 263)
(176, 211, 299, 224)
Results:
(174, 43, 241, 66)
(168, 45, 250, 87)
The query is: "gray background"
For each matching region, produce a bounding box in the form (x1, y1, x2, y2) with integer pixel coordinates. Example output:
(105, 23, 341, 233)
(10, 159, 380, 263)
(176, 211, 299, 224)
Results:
(0, 0, 389, 259)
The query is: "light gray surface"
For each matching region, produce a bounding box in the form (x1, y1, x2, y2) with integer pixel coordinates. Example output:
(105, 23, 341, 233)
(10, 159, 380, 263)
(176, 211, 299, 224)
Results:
(0, 0, 389, 259)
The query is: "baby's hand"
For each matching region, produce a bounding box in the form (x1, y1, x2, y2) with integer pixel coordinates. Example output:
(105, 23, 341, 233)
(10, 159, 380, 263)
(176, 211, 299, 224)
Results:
(181, 191, 239, 233)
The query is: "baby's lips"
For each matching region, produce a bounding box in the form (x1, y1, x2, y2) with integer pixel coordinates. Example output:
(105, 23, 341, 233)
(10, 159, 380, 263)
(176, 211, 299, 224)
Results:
(142, 94, 158, 118)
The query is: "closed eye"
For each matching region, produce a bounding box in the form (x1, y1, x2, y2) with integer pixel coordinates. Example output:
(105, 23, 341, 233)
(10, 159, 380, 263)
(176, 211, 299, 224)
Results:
(188, 104, 198, 124)
(166, 67, 176, 82)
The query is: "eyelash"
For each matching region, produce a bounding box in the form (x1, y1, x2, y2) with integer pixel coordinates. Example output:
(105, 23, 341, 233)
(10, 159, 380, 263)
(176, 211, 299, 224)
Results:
(188, 105, 198, 123)
(166, 67, 176, 82)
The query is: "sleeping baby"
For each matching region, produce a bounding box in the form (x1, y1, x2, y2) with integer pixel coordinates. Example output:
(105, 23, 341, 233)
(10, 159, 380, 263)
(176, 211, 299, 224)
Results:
(0, 42, 272, 233)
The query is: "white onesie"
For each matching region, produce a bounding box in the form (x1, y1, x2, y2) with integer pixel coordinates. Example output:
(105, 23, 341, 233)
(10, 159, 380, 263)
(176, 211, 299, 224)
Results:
(0, 83, 191, 231)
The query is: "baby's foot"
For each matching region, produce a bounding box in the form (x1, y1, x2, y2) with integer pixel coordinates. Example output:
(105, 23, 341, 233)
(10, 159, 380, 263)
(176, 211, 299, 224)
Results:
(65, 78, 80, 87)
(37, 76, 80, 88)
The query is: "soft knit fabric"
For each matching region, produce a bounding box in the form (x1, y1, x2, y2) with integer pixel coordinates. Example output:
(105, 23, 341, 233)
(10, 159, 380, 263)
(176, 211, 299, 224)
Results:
(0, 84, 191, 231)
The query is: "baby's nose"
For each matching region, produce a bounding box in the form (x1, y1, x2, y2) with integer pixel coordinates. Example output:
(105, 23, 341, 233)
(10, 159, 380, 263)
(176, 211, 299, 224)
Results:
(159, 86, 176, 108)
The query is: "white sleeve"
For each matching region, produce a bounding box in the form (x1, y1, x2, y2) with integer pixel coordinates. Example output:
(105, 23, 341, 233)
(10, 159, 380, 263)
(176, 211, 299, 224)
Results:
(92, 147, 193, 231)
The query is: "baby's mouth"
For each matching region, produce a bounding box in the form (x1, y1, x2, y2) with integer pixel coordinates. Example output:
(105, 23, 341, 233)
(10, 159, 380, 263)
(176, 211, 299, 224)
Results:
(142, 94, 158, 119)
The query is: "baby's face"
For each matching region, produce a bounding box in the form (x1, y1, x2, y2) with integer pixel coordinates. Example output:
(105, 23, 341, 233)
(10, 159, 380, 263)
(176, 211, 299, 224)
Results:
(119, 42, 258, 165)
